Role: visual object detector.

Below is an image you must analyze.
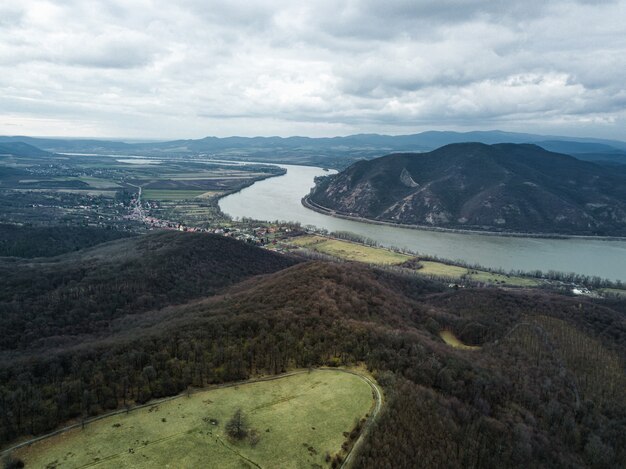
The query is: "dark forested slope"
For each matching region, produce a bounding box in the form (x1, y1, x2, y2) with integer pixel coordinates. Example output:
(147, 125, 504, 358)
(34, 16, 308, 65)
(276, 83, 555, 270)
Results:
(0, 142, 53, 158)
(309, 143, 626, 236)
(0, 231, 298, 351)
(0, 233, 625, 468)
(0, 224, 134, 258)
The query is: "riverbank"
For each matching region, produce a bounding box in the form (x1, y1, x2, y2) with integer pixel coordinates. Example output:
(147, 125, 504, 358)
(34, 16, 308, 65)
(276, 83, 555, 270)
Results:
(218, 163, 626, 280)
(302, 195, 626, 241)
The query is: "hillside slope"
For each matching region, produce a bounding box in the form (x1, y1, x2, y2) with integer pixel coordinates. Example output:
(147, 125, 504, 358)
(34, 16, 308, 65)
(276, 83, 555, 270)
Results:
(0, 230, 298, 352)
(1, 256, 625, 467)
(308, 143, 626, 236)
(0, 141, 54, 157)
(0, 224, 135, 258)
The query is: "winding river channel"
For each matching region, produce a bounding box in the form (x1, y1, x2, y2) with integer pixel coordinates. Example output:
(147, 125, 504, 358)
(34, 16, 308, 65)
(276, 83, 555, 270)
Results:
(219, 164, 626, 281)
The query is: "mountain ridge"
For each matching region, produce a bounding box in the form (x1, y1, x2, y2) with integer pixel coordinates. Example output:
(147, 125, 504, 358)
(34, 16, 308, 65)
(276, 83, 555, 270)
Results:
(307, 142, 626, 236)
(1, 130, 625, 168)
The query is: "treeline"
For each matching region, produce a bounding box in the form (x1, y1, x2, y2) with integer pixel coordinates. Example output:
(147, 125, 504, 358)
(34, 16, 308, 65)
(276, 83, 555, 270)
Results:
(0, 237, 624, 467)
(0, 224, 134, 258)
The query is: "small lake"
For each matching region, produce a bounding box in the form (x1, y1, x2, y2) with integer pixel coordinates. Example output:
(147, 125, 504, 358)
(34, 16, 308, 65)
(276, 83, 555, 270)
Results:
(219, 164, 626, 281)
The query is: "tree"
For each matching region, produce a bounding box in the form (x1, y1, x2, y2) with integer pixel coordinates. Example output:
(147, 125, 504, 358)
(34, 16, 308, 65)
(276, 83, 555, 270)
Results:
(2, 453, 24, 469)
(225, 409, 248, 440)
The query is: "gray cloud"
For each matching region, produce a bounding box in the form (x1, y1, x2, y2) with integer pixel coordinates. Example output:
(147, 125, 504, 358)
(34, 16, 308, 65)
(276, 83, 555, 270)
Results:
(0, 0, 624, 139)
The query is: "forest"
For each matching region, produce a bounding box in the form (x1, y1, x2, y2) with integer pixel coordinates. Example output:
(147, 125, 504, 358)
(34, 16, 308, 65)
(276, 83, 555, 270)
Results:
(0, 229, 625, 468)
(0, 224, 134, 258)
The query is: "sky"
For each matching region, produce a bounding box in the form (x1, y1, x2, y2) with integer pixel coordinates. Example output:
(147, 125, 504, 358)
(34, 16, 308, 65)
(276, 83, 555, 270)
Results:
(0, 0, 625, 140)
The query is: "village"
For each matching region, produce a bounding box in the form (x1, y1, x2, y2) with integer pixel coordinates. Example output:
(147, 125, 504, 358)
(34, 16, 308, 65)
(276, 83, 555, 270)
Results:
(124, 188, 300, 249)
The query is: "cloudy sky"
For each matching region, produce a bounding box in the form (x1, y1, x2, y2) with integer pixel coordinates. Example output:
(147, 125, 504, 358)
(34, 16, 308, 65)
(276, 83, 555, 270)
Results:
(1, 0, 625, 140)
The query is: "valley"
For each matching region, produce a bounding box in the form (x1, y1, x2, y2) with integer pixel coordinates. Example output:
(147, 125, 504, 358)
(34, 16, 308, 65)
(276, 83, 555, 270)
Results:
(220, 162, 626, 281)
(1, 143, 625, 469)
(3, 2, 626, 466)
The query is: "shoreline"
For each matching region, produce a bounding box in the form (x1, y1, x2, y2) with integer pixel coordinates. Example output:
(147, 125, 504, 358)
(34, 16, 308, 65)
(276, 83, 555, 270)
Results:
(302, 195, 626, 241)
(213, 167, 287, 217)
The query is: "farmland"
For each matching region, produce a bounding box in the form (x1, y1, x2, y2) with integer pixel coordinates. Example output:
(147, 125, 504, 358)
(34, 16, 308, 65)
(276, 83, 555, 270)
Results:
(142, 189, 210, 201)
(289, 235, 412, 265)
(287, 235, 541, 287)
(13, 369, 376, 469)
(415, 261, 541, 286)
(0, 151, 283, 229)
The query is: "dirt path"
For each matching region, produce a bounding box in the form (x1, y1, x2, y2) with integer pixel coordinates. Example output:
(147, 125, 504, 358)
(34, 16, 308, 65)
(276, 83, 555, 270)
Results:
(338, 370, 383, 469)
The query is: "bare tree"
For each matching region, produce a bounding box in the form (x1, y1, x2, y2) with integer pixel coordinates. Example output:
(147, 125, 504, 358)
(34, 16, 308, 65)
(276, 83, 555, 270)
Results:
(225, 408, 248, 440)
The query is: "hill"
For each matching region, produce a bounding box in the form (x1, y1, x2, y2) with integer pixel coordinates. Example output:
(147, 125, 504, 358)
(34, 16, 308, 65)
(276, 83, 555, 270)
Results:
(0, 231, 625, 467)
(0, 230, 298, 353)
(307, 143, 626, 236)
(0, 141, 53, 158)
(0, 250, 624, 467)
(0, 224, 134, 258)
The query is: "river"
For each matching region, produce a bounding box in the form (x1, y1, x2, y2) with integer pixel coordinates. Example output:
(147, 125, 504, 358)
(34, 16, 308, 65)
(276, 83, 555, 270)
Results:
(219, 164, 626, 281)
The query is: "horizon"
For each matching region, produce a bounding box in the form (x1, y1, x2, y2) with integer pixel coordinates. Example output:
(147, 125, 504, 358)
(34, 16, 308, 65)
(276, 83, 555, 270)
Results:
(2, 128, 626, 145)
(1, 1, 625, 140)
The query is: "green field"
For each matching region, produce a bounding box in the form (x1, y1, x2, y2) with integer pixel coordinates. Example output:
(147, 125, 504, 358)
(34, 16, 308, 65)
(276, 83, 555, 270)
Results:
(14, 370, 375, 468)
(290, 235, 412, 265)
(289, 236, 539, 286)
(142, 190, 210, 201)
(418, 261, 541, 287)
(78, 177, 122, 189)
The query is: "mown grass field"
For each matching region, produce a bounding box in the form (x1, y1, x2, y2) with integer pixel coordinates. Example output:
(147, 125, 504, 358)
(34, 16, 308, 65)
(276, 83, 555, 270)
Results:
(418, 261, 541, 287)
(14, 370, 374, 469)
(142, 189, 209, 201)
(290, 235, 412, 265)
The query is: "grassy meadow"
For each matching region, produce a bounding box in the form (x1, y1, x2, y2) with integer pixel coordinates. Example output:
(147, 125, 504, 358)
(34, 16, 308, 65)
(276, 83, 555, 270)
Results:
(142, 189, 210, 201)
(418, 261, 541, 287)
(290, 235, 412, 265)
(289, 235, 540, 287)
(14, 370, 374, 469)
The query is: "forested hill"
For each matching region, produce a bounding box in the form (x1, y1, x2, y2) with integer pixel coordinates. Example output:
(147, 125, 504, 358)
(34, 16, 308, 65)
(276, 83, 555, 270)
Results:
(0, 230, 625, 467)
(0, 224, 134, 258)
(308, 142, 626, 236)
(0, 231, 298, 352)
(0, 141, 54, 158)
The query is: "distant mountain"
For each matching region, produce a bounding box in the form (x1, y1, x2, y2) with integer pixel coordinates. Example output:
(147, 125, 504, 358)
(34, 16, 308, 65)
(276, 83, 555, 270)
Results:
(0, 141, 54, 157)
(307, 143, 626, 236)
(0, 136, 135, 153)
(2, 130, 625, 167)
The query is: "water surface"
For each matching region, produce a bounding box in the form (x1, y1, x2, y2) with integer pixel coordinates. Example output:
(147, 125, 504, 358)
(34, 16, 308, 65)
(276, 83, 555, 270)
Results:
(220, 164, 626, 281)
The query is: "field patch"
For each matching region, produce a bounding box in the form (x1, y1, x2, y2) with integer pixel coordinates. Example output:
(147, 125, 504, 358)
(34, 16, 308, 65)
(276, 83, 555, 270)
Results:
(440, 330, 481, 350)
(290, 235, 412, 265)
(599, 288, 626, 298)
(418, 261, 540, 287)
(142, 190, 207, 200)
(78, 177, 122, 189)
(14, 370, 375, 468)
